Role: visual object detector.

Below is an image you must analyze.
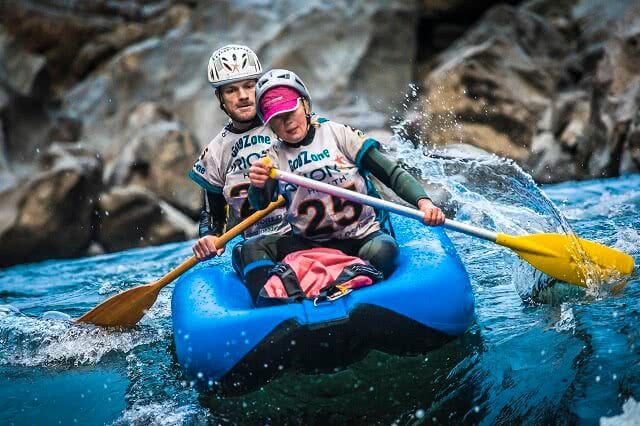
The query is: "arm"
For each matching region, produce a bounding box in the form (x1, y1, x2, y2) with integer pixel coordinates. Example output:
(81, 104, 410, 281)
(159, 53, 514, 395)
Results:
(361, 147, 429, 206)
(193, 189, 228, 259)
(199, 189, 228, 237)
(248, 160, 279, 210)
(361, 147, 445, 225)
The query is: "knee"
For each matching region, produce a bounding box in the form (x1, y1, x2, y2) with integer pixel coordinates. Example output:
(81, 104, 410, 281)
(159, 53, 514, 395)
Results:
(359, 234, 399, 278)
(231, 242, 245, 277)
(237, 235, 272, 263)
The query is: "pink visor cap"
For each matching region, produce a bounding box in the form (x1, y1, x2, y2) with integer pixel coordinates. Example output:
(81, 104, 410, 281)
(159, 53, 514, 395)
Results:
(259, 86, 302, 124)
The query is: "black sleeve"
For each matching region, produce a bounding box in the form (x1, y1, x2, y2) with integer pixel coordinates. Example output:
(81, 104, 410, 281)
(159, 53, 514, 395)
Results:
(248, 179, 278, 210)
(198, 189, 228, 237)
(361, 147, 430, 207)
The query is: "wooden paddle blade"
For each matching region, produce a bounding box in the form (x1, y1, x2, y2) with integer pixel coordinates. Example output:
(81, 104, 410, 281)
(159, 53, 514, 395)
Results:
(76, 283, 162, 327)
(76, 198, 286, 328)
(496, 233, 635, 287)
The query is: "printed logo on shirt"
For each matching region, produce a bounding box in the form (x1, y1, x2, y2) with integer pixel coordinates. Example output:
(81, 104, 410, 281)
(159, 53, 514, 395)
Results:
(287, 149, 331, 172)
(231, 135, 272, 158)
(334, 154, 348, 167)
(228, 149, 269, 173)
(194, 162, 206, 175)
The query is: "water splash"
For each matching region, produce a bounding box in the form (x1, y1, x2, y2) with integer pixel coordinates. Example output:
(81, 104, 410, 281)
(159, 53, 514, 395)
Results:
(386, 84, 629, 299)
(600, 398, 640, 426)
(111, 402, 209, 426)
(0, 310, 165, 367)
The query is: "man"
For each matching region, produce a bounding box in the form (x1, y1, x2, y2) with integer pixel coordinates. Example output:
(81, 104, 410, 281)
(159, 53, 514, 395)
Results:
(189, 45, 290, 264)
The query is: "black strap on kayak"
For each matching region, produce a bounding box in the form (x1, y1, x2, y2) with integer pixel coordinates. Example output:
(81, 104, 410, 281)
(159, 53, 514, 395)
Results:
(267, 262, 304, 300)
(314, 263, 384, 305)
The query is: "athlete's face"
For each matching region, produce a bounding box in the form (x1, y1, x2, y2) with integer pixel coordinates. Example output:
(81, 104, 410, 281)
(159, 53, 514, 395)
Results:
(269, 102, 308, 144)
(219, 80, 257, 122)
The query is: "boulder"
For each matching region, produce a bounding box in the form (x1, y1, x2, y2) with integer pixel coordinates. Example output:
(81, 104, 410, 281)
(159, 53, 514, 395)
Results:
(0, 143, 103, 267)
(95, 185, 196, 253)
(528, 90, 589, 182)
(412, 5, 570, 163)
(62, 1, 420, 157)
(106, 102, 202, 217)
(0, 28, 48, 97)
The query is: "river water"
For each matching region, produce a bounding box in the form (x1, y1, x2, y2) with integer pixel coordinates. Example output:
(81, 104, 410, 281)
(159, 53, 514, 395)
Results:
(1, 139, 638, 425)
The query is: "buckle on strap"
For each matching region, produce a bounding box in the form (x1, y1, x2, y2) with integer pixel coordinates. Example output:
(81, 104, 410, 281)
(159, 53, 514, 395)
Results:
(313, 284, 352, 306)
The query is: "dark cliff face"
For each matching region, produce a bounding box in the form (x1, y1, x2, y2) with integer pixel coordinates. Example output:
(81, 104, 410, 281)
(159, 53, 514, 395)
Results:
(0, 0, 638, 265)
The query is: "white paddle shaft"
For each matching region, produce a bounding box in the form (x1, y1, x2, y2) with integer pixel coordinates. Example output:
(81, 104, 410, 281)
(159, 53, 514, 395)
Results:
(271, 169, 498, 242)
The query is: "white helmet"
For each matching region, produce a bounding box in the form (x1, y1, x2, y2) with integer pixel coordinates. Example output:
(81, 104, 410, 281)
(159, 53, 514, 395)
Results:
(207, 44, 263, 89)
(256, 69, 312, 111)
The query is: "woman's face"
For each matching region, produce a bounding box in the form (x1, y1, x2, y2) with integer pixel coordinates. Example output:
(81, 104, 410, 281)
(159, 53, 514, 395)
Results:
(269, 101, 308, 144)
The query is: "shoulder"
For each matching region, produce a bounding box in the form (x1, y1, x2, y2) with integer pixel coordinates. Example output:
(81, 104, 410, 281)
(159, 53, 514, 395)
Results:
(315, 117, 366, 141)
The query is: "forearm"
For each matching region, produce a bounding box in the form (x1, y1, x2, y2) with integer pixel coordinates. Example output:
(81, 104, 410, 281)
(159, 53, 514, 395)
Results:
(361, 147, 430, 206)
(248, 179, 278, 210)
(199, 190, 228, 237)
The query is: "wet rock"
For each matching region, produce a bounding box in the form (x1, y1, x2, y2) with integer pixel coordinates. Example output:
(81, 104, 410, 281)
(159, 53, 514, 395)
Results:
(528, 91, 589, 182)
(257, 1, 418, 114)
(48, 111, 83, 143)
(95, 185, 196, 253)
(0, 115, 15, 190)
(583, 8, 640, 177)
(0, 143, 103, 267)
(71, 5, 192, 78)
(0, 0, 183, 87)
(413, 5, 570, 162)
(0, 28, 48, 97)
(106, 102, 201, 217)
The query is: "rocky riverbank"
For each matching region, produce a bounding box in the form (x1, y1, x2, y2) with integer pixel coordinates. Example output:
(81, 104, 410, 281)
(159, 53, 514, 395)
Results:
(1, 0, 638, 266)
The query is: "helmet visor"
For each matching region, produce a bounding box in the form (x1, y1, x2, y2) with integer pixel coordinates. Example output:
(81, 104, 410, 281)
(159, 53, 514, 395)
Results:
(259, 86, 303, 124)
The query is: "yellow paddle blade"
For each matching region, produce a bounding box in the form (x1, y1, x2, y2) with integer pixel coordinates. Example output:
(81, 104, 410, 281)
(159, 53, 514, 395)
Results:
(495, 233, 635, 288)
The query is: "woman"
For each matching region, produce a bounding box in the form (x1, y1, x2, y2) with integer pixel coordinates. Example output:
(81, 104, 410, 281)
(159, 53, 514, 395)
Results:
(238, 69, 445, 301)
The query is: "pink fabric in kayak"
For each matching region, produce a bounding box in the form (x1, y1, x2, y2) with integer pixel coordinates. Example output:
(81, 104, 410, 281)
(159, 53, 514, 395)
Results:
(263, 248, 374, 298)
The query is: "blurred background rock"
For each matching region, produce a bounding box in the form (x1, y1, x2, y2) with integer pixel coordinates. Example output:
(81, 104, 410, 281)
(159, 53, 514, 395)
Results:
(1, 0, 638, 266)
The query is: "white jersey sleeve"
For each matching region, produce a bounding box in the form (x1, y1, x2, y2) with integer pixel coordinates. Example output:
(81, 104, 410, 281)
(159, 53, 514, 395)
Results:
(189, 133, 226, 194)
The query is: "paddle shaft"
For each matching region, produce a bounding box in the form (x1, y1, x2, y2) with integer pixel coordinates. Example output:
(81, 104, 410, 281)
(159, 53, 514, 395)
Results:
(75, 196, 286, 327)
(268, 168, 634, 288)
(149, 195, 287, 291)
(270, 169, 497, 241)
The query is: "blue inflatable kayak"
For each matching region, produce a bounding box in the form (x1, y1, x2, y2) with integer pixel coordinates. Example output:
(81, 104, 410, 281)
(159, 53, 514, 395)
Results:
(172, 216, 475, 394)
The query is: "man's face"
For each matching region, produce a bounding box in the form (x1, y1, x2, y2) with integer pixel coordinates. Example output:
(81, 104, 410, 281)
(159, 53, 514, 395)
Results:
(219, 80, 257, 122)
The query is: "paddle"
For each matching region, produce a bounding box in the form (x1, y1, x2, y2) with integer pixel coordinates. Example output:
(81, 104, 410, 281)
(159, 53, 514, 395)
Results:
(76, 196, 286, 327)
(268, 167, 635, 288)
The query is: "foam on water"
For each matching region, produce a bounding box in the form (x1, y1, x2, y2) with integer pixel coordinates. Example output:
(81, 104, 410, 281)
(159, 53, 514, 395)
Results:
(600, 398, 640, 426)
(384, 130, 632, 299)
(112, 402, 210, 426)
(0, 311, 166, 367)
